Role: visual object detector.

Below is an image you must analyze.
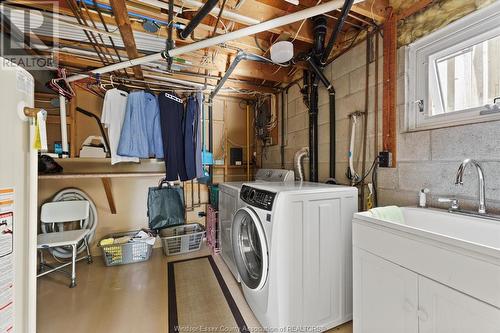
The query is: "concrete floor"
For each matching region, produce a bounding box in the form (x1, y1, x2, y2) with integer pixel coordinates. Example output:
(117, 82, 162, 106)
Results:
(37, 244, 353, 333)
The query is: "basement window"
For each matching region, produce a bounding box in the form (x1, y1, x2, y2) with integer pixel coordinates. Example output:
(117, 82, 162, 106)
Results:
(405, 2, 500, 131)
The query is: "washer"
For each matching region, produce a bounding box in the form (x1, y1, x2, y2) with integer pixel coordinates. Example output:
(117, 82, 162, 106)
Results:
(219, 169, 294, 282)
(232, 182, 358, 331)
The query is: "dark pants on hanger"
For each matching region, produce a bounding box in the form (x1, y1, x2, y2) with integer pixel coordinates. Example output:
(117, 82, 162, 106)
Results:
(184, 97, 197, 180)
(159, 93, 188, 181)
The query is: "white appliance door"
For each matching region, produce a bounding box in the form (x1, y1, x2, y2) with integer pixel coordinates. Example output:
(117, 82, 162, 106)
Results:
(0, 60, 36, 332)
(232, 207, 268, 291)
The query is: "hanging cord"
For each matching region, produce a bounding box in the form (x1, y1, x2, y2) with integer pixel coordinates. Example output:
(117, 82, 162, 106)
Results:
(352, 156, 379, 187)
(347, 112, 362, 183)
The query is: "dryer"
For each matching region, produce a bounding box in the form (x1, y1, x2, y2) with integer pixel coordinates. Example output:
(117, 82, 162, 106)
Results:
(232, 182, 358, 331)
(218, 169, 294, 282)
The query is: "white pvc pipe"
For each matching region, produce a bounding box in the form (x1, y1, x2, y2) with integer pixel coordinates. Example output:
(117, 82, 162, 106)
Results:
(59, 96, 69, 156)
(182, 0, 260, 25)
(144, 73, 210, 88)
(137, 0, 259, 25)
(67, 0, 360, 82)
(136, 0, 182, 13)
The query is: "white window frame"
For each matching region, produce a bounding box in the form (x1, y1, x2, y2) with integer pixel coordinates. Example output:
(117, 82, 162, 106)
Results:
(405, 2, 500, 132)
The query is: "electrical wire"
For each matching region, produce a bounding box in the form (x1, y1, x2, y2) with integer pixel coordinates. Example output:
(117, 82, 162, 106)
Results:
(352, 156, 379, 187)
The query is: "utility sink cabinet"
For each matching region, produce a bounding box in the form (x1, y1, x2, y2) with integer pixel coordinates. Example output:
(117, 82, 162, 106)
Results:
(352, 207, 500, 333)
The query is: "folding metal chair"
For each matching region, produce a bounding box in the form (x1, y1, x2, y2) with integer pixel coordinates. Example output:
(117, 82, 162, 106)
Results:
(37, 201, 93, 288)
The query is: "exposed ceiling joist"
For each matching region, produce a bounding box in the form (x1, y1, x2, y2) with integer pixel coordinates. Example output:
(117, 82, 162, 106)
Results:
(396, 0, 434, 20)
(109, 0, 144, 79)
(351, 0, 387, 23)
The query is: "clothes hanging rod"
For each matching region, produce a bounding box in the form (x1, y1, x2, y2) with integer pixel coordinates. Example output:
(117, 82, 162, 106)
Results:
(66, 0, 362, 82)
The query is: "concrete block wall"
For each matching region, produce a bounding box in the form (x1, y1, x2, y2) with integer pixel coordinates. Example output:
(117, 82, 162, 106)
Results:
(378, 47, 500, 213)
(262, 40, 383, 184)
(263, 35, 500, 214)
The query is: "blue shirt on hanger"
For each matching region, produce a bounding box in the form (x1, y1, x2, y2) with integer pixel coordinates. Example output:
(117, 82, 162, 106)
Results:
(117, 91, 164, 159)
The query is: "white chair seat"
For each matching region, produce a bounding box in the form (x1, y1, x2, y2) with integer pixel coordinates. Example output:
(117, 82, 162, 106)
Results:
(37, 229, 90, 248)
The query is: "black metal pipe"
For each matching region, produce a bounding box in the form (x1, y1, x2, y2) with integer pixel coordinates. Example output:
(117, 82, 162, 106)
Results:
(301, 70, 310, 108)
(312, 15, 327, 61)
(305, 56, 337, 180)
(166, 0, 175, 69)
(320, 0, 355, 65)
(309, 74, 319, 182)
(179, 0, 219, 39)
(306, 56, 334, 92)
(329, 92, 336, 179)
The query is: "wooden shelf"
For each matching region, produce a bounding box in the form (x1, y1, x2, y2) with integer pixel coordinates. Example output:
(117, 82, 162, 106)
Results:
(213, 165, 254, 169)
(39, 172, 165, 215)
(38, 172, 164, 180)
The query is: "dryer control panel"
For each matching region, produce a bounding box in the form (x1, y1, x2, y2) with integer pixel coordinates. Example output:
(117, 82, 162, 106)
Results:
(240, 185, 276, 211)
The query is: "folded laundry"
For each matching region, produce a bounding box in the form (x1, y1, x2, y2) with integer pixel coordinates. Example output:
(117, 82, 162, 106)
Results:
(99, 230, 156, 247)
(368, 205, 405, 223)
(131, 230, 156, 246)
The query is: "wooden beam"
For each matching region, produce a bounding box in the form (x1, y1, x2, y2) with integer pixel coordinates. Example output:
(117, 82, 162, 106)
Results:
(109, 0, 144, 79)
(351, 0, 387, 23)
(382, 7, 397, 167)
(101, 177, 117, 214)
(396, 0, 434, 20)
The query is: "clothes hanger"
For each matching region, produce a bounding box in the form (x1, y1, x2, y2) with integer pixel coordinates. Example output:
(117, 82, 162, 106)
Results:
(164, 91, 183, 103)
(46, 68, 75, 99)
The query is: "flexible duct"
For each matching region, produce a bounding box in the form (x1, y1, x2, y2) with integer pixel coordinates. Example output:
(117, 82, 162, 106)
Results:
(41, 188, 98, 259)
(294, 147, 309, 181)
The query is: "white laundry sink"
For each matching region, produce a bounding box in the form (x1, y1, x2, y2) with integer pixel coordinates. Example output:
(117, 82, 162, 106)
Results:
(353, 207, 500, 309)
(356, 207, 500, 259)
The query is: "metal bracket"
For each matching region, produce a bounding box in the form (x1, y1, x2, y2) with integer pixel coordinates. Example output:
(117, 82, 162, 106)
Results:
(24, 107, 41, 118)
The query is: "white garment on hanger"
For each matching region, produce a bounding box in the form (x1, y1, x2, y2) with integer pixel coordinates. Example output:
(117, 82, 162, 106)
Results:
(101, 88, 139, 165)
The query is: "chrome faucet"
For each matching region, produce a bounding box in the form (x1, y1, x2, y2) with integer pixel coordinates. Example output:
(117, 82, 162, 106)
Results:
(455, 159, 486, 214)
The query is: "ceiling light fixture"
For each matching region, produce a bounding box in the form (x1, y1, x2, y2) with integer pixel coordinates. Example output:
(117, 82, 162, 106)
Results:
(270, 41, 294, 63)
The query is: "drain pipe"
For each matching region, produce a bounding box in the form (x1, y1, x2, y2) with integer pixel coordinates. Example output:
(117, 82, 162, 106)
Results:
(179, 0, 219, 39)
(294, 147, 309, 181)
(306, 56, 336, 179)
(309, 73, 319, 182)
(320, 0, 355, 65)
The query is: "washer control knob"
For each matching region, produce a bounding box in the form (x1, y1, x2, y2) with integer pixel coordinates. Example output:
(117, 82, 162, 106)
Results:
(249, 189, 256, 201)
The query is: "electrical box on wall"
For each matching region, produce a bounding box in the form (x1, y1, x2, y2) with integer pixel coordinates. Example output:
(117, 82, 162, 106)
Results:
(379, 151, 393, 168)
